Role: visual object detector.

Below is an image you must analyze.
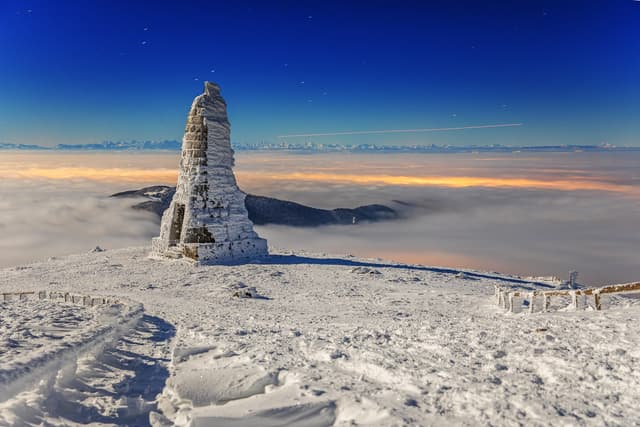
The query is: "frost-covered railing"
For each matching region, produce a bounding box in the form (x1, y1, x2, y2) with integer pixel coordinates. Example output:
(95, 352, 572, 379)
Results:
(495, 282, 640, 313)
(1, 290, 126, 306)
(1, 291, 35, 301)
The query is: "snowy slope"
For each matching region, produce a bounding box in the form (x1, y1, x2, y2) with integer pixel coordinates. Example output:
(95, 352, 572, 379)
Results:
(1, 247, 639, 426)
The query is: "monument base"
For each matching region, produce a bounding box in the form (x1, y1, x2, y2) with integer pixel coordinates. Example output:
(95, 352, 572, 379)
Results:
(151, 237, 268, 264)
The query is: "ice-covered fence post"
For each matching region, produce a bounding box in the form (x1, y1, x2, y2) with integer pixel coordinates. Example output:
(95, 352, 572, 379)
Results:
(543, 293, 550, 311)
(570, 291, 578, 310)
(497, 288, 505, 308)
(508, 293, 515, 313)
(529, 291, 536, 313)
(581, 291, 588, 309)
(495, 286, 500, 305)
(594, 293, 602, 311)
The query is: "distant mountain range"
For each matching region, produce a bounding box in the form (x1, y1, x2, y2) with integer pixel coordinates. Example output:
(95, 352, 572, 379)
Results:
(2, 141, 639, 153)
(111, 186, 399, 227)
(0, 141, 182, 151)
(0, 143, 51, 150)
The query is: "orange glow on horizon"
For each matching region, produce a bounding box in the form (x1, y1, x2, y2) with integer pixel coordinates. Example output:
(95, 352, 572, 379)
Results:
(0, 166, 636, 195)
(1, 167, 179, 184)
(239, 171, 637, 194)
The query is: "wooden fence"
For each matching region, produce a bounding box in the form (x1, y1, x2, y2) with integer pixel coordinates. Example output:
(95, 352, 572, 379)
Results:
(495, 281, 640, 313)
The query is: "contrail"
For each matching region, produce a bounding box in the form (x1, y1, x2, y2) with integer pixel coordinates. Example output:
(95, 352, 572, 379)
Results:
(277, 123, 523, 138)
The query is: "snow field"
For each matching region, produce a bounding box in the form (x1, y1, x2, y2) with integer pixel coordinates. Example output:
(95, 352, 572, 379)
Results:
(1, 247, 639, 426)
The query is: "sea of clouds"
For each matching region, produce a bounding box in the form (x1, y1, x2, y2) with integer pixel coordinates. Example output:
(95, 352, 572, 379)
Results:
(0, 151, 638, 286)
(0, 179, 158, 267)
(256, 185, 640, 285)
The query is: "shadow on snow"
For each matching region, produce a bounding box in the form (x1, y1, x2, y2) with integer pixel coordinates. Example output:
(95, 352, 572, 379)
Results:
(253, 254, 555, 290)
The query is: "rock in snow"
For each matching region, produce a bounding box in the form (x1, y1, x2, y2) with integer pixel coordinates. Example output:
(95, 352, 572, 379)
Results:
(151, 82, 268, 264)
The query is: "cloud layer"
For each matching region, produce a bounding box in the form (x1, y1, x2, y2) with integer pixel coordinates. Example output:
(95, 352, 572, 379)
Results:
(257, 186, 640, 286)
(1, 151, 638, 286)
(0, 180, 158, 267)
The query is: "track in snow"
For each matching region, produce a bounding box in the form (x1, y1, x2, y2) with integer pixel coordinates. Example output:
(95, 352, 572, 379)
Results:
(0, 313, 175, 426)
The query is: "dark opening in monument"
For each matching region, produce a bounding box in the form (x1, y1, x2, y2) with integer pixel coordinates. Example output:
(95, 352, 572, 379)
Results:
(183, 226, 214, 244)
(169, 203, 185, 244)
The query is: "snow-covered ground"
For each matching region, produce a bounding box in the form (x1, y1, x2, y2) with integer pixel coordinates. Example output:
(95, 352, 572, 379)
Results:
(1, 247, 639, 426)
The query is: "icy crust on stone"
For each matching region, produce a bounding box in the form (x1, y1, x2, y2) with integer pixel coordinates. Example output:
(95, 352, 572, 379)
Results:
(151, 82, 268, 263)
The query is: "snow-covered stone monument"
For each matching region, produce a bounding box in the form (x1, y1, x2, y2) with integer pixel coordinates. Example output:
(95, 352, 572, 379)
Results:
(151, 82, 268, 263)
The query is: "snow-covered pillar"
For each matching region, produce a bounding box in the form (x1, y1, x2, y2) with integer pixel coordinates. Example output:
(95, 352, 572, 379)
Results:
(151, 82, 268, 264)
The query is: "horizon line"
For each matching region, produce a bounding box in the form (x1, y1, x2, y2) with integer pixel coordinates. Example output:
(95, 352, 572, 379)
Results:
(277, 123, 524, 138)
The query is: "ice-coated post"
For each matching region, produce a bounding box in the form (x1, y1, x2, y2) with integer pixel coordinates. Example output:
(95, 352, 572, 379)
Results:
(529, 292, 535, 313)
(594, 293, 602, 311)
(570, 291, 578, 310)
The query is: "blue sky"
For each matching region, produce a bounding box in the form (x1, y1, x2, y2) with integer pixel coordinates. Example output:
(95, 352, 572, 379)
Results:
(0, 1, 638, 147)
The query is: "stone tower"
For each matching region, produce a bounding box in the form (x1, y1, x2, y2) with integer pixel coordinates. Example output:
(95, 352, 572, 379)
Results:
(151, 82, 268, 263)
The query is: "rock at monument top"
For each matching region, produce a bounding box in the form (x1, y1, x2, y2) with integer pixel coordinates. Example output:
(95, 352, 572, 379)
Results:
(204, 81, 222, 97)
(196, 81, 228, 122)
